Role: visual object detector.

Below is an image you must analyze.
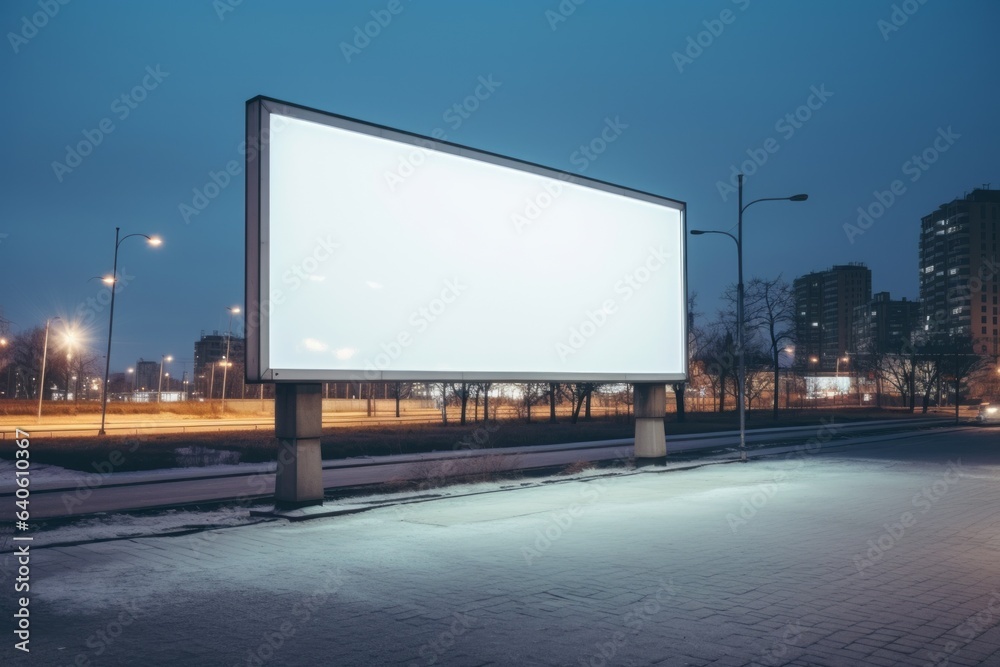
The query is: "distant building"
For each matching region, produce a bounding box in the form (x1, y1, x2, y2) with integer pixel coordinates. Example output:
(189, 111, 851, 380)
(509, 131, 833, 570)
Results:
(135, 359, 159, 392)
(918, 187, 1000, 357)
(794, 264, 872, 372)
(194, 331, 245, 397)
(852, 292, 919, 356)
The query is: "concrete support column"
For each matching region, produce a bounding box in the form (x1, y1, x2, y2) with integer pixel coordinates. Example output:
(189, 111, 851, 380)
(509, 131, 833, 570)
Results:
(634, 383, 666, 466)
(274, 383, 324, 509)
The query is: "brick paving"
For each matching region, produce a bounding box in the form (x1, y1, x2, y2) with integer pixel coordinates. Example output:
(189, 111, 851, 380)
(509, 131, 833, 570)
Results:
(2, 427, 999, 666)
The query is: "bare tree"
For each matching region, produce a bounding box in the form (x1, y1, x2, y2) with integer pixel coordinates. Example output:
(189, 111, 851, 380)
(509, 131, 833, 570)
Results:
(697, 323, 736, 412)
(440, 383, 449, 424)
(566, 383, 598, 423)
(481, 382, 493, 421)
(449, 382, 471, 424)
(743, 277, 795, 419)
(742, 344, 773, 411)
(520, 383, 548, 423)
(672, 295, 701, 422)
(881, 344, 918, 411)
(9, 327, 46, 399)
(548, 382, 560, 422)
(936, 335, 986, 423)
(853, 339, 888, 407)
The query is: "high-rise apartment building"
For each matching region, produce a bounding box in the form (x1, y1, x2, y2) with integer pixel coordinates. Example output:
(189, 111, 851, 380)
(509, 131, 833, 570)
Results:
(918, 188, 1000, 358)
(794, 264, 872, 372)
(134, 359, 159, 392)
(194, 331, 245, 378)
(851, 292, 919, 356)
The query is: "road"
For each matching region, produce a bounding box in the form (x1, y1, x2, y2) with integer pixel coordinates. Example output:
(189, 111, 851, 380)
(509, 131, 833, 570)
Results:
(0, 409, 449, 439)
(0, 418, 955, 520)
(3, 426, 998, 666)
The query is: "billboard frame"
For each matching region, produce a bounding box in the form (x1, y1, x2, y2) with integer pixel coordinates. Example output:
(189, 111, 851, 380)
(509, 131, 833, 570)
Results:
(245, 95, 688, 384)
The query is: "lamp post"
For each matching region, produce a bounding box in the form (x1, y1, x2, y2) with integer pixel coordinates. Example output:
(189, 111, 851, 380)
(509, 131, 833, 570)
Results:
(0, 337, 9, 399)
(691, 174, 807, 462)
(99, 228, 162, 435)
(221, 306, 240, 413)
(836, 355, 848, 377)
(37, 316, 62, 420)
(157, 355, 172, 402)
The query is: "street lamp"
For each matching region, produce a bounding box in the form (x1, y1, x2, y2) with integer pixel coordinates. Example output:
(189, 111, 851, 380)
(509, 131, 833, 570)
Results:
(691, 173, 807, 462)
(835, 355, 849, 377)
(209, 362, 219, 400)
(0, 337, 9, 399)
(99, 228, 161, 435)
(221, 306, 240, 413)
(37, 316, 63, 420)
(157, 355, 173, 402)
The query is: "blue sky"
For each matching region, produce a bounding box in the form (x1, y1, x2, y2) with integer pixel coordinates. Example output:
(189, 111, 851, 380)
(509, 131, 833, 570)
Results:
(1, 0, 998, 377)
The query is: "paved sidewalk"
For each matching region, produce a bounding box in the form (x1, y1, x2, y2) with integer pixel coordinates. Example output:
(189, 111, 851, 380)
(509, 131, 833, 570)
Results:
(2, 428, 999, 666)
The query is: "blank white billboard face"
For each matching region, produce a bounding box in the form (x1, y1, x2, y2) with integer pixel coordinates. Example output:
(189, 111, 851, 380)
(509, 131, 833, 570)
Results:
(246, 97, 687, 383)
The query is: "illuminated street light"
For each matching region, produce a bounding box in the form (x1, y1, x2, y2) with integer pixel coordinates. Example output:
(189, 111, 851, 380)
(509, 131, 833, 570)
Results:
(836, 355, 850, 377)
(691, 174, 808, 462)
(221, 306, 240, 413)
(0, 337, 9, 399)
(99, 228, 162, 435)
(157, 354, 173, 402)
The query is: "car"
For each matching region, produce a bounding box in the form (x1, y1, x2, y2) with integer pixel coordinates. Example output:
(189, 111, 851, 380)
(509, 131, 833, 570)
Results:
(976, 402, 1000, 424)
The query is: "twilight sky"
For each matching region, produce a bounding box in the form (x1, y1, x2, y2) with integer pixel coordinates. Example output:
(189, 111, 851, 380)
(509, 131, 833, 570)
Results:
(1, 0, 998, 378)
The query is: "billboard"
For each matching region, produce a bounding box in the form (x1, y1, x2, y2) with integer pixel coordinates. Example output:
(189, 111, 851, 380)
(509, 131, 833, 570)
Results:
(246, 96, 687, 383)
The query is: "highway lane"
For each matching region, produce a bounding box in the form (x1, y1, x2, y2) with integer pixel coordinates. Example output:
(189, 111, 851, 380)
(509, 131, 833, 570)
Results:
(0, 410, 448, 439)
(0, 419, 958, 520)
